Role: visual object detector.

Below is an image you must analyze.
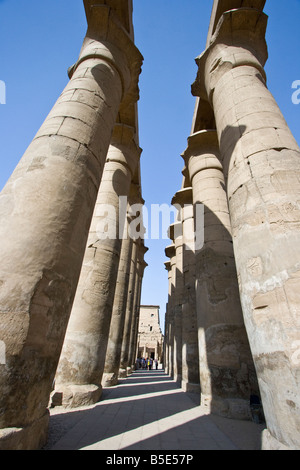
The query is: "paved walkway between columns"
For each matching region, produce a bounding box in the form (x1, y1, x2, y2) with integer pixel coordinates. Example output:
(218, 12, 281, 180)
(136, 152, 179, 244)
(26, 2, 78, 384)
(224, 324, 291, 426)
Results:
(44, 370, 265, 451)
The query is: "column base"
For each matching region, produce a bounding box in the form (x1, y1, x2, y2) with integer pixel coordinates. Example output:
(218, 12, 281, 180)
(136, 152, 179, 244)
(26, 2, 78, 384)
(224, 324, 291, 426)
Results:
(102, 372, 118, 387)
(201, 393, 251, 421)
(262, 429, 293, 451)
(174, 373, 182, 384)
(118, 368, 127, 378)
(50, 383, 102, 408)
(181, 381, 201, 394)
(0, 411, 49, 450)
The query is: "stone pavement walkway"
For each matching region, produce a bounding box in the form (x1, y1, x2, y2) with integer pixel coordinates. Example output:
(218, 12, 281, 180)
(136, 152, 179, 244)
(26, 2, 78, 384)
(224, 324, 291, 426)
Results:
(44, 370, 265, 451)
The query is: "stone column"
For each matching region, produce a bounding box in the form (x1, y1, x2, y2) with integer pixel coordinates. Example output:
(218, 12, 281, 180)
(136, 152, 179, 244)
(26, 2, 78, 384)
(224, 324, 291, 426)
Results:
(127, 250, 142, 373)
(168, 223, 184, 384)
(182, 129, 258, 419)
(164, 262, 172, 374)
(119, 237, 139, 377)
(193, 6, 300, 449)
(0, 4, 142, 450)
(172, 188, 200, 394)
(128, 248, 148, 371)
(118, 186, 146, 377)
(164, 244, 176, 378)
(102, 221, 133, 387)
(53, 124, 141, 407)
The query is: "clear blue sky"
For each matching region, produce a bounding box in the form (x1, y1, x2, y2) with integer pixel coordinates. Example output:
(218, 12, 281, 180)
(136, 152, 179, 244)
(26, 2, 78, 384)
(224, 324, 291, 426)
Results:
(0, 1, 299, 333)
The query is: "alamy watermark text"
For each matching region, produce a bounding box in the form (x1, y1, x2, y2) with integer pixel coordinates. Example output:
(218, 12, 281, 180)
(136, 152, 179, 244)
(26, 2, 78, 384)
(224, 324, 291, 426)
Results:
(0, 80, 6, 104)
(292, 80, 300, 104)
(95, 197, 204, 251)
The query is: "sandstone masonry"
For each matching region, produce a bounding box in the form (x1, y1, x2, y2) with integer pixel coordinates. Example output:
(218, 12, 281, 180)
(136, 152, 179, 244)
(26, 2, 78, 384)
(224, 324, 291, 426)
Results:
(164, 0, 300, 451)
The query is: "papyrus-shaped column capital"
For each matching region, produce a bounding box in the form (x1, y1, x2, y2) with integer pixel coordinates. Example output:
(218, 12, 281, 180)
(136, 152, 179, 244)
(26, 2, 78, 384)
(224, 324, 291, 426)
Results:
(164, 260, 171, 272)
(128, 181, 144, 206)
(72, 3, 143, 105)
(192, 8, 268, 103)
(138, 242, 149, 257)
(137, 242, 148, 276)
(182, 130, 222, 181)
(168, 222, 182, 241)
(108, 124, 142, 176)
(165, 243, 176, 264)
(173, 188, 194, 235)
(171, 187, 193, 208)
(171, 188, 196, 252)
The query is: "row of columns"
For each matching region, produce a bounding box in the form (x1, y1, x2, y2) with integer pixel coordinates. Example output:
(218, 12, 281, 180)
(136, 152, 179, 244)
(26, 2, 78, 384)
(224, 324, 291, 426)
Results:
(52, 126, 145, 406)
(164, 2, 300, 451)
(0, 1, 146, 450)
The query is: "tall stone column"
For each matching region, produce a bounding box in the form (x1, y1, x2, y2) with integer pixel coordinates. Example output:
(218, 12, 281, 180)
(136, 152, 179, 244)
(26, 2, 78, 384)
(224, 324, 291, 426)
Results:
(164, 244, 176, 378)
(102, 221, 133, 387)
(164, 262, 172, 374)
(172, 188, 200, 394)
(192, 6, 300, 448)
(127, 248, 142, 372)
(168, 223, 184, 384)
(182, 129, 258, 419)
(119, 237, 139, 377)
(0, 3, 142, 450)
(128, 247, 148, 371)
(53, 124, 141, 407)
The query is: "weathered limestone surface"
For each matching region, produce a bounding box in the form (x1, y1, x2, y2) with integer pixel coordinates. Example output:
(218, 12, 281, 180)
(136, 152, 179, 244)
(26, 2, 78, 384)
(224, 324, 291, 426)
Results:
(163, 262, 172, 375)
(0, 2, 142, 449)
(2, 0, 300, 453)
(168, 223, 184, 384)
(53, 124, 141, 407)
(165, 244, 176, 378)
(102, 220, 133, 387)
(128, 247, 148, 370)
(172, 188, 200, 394)
(119, 235, 139, 377)
(137, 305, 164, 362)
(193, 5, 300, 448)
(183, 129, 258, 419)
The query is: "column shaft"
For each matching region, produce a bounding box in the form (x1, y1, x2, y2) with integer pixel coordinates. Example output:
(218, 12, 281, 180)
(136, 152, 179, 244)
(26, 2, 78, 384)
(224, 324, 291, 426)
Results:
(183, 129, 258, 419)
(164, 263, 172, 375)
(165, 244, 176, 378)
(127, 259, 141, 372)
(128, 253, 147, 370)
(173, 188, 200, 393)
(169, 223, 184, 384)
(102, 227, 133, 387)
(119, 239, 139, 377)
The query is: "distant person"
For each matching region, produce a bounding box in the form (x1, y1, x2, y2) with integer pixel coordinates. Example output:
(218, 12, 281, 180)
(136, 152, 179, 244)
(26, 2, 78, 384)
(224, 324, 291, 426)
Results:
(250, 394, 265, 424)
(154, 359, 158, 370)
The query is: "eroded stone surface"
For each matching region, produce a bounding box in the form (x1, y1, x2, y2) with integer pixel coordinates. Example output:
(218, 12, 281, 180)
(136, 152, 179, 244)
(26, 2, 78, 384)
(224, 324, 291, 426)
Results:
(189, 2, 300, 450)
(0, 1, 143, 449)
